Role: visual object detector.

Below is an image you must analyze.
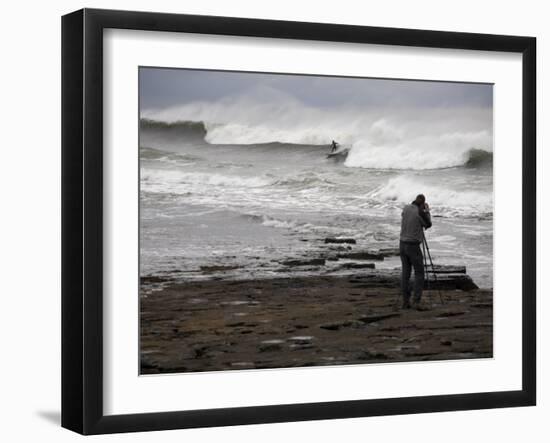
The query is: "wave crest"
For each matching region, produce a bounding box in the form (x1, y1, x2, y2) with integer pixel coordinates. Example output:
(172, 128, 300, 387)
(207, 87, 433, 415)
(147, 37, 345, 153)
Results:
(140, 118, 207, 141)
(465, 148, 493, 168)
(344, 131, 492, 170)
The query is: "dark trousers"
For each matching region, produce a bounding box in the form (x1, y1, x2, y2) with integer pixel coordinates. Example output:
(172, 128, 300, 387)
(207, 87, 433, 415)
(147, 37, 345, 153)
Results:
(400, 241, 424, 303)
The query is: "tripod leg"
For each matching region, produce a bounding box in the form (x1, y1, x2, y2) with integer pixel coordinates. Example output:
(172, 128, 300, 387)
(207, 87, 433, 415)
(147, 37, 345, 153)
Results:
(421, 239, 433, 306)
(394, 244, 408, 310)
(423, 236, 445, 304)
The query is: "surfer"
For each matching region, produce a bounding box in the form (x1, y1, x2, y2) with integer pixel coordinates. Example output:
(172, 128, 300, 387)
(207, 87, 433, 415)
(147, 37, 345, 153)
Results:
(399, 194, 432, 310)
(330, 140, 340, 153)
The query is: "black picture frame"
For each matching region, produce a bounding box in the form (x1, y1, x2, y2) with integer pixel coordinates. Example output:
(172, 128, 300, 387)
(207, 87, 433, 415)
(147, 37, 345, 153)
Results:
(62, 8, 536, 435)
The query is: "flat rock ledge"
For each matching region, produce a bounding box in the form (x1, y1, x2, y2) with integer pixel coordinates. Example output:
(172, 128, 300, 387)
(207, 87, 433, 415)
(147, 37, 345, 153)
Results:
(140, 274, 492, 374)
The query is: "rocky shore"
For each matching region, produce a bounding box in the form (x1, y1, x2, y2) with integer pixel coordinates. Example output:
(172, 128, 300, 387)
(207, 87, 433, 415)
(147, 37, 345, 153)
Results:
(140, 236, 480, 291)
(140, 273, 492, 374)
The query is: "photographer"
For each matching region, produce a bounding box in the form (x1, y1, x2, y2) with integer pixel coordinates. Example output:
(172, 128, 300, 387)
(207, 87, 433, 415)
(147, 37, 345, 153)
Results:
(399, 194, 432, 310)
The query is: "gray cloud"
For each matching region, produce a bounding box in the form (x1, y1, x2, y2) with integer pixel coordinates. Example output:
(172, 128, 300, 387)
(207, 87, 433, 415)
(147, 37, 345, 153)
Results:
(139, 67, 493, 111)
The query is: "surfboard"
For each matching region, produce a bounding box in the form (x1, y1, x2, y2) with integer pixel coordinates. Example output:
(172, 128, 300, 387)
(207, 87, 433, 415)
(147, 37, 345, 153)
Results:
(326, 147, 349, 158)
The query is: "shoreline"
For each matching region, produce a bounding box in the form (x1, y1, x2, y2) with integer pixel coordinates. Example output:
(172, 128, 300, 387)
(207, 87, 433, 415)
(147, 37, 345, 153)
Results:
(140, 274, 493, 374)
(139, 239, 483, 293)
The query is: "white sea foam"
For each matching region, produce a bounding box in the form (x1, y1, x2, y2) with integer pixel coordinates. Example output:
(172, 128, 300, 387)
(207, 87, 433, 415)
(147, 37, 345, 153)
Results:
(260, 216, 301, 230)
(370, 175, 493, 217)
(141, 169, 270, 195)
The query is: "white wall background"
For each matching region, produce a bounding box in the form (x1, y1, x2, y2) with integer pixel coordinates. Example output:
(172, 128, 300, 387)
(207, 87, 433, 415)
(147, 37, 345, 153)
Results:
(0, 0, 545, 441)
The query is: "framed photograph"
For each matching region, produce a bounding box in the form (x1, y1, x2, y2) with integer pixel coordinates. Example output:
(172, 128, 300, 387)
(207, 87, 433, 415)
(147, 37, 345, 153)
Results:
(62, 8, 536, 435)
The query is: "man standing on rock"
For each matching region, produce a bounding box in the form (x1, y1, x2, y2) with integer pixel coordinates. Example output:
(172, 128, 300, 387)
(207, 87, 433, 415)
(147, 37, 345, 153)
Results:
(400, 194, 432, 310)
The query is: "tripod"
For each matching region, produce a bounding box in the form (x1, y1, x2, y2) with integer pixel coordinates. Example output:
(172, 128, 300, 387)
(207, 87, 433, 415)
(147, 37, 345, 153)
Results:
(421, 231, 445, 305)
(393, 232, 446, 309)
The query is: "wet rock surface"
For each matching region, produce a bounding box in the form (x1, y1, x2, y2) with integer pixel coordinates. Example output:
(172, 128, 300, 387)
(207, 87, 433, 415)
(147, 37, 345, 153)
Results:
(348, 270, 478, 291)
(200, 265, 241, 274)
(337, 251, 385, 261)
(140, 275, 492, 374)
(324, 237, 357, 244)
(336, 263, 376, 270)
(281, 258, 326, 267)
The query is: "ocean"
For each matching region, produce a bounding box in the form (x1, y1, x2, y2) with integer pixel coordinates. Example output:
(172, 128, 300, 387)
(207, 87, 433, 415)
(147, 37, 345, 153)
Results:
(139, 106, 493, 289)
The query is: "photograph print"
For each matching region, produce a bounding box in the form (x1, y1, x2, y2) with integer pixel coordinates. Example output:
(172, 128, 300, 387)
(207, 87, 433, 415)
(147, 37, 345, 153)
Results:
(139, 67, 493, 375)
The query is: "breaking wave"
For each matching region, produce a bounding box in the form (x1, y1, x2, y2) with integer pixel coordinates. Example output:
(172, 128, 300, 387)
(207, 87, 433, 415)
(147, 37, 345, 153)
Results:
(141, 117, 492, 170)
(140, 119, 207, 140)
(141, 94, 493, 170)
(465, 148, 493, 168)
(140, 117, 492, 171)
(344, 137, 493, 170)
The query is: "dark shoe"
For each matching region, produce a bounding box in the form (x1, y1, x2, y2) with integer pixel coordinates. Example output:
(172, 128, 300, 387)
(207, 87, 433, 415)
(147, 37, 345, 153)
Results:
(412, 300, 430, 311)
(402, 300, 411, 310)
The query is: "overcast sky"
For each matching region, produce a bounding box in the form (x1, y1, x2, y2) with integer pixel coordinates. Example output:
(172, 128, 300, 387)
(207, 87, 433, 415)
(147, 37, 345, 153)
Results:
(139, 67, 493, 111)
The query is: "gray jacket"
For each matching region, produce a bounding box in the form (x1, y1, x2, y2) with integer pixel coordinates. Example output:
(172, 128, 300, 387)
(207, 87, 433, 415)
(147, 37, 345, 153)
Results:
(400, 203, 432, 244)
